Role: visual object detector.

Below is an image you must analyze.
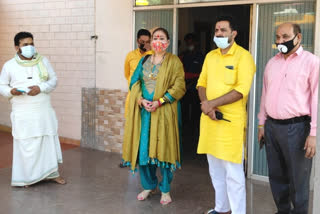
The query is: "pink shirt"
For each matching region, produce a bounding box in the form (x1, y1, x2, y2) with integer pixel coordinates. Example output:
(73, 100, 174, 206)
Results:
(258, 46, 320, 136)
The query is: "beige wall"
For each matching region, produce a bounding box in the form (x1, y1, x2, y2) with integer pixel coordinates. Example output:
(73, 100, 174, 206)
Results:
(95, 0, 133, 91)
(0, 0, 96, 140)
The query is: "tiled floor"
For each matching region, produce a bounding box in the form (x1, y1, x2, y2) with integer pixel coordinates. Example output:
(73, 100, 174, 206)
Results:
(0, 131, 313, 214)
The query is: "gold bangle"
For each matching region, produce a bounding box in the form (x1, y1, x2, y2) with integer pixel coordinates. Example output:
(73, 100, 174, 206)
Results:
(258, 125, 264, 128)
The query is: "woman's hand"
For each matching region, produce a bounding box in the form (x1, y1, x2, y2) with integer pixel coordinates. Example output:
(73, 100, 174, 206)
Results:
(141, 99, 153, 112)
(149, 101, 160, 112)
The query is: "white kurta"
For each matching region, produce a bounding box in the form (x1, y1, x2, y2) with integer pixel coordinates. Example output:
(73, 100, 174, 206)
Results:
(0, 56, 63, 186)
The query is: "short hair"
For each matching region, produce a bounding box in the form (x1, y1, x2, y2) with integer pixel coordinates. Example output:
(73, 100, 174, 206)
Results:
(14, 32, 33, 46)
(292, 23, 301, 35)
(215, 16, 238, 31)
(184, 33, 197, 42)
(152, 27, 170, 40)
(137, 29, 151, 39)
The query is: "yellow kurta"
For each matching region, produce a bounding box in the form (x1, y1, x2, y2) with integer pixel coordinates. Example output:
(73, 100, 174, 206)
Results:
(124, 48, 152, 116)
(197, 42, 256, 163)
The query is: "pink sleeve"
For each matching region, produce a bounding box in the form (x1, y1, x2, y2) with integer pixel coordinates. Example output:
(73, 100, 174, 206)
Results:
(309, 57, 319, 136)
(257, 64, 269, 126)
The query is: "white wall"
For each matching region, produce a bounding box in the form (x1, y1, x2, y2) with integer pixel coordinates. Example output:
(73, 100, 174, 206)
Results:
(95, 0, 133, 91)
(0, 0, 96, 140)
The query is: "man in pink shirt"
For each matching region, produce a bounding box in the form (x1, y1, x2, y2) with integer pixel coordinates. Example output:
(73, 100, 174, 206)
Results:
(258, 22, 319, 214)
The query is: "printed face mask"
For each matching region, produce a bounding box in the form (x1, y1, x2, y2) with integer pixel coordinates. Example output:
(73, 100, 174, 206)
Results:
(276, 34, 297, 54)
(213, 36, 230, 49)
(20, 45, 36, 58)
(152, 40, 168, 52)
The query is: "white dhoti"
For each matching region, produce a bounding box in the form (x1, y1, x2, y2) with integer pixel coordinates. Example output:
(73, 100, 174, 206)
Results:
(10, 93, 62, 186)
(207, 154, 246, 214)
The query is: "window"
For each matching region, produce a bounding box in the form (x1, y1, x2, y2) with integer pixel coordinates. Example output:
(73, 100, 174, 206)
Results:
(135, 0, 174, 6)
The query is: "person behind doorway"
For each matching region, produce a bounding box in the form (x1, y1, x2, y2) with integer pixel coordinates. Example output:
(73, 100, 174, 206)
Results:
(258, 22, 319, 214)
(124, 28, 152, 117)
(122, 27, 186, 205)
(197, 16, 256, 214)
(0, 32, 65, 187)
(179, 33, 204, 145)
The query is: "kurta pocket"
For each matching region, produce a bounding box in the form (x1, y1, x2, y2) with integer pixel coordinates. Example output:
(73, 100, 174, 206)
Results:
(224, 67, 237, 85)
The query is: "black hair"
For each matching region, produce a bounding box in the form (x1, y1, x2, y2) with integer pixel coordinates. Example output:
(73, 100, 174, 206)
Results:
(137, 29, 151, 39)
(14, 32, 33, 46)
(215, 16, 238, 31)
(152, 27, 170, 40)
(184, 33, 197, 42)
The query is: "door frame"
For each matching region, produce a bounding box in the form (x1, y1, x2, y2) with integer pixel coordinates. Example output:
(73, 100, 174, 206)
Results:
(132, 0, 320, 183)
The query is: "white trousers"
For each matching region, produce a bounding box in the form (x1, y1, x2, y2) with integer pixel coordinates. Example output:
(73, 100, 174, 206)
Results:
(207, 154, 246, 214)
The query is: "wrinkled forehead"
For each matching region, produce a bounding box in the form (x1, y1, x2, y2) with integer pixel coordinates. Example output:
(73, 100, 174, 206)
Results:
(276, 24, 294, 36)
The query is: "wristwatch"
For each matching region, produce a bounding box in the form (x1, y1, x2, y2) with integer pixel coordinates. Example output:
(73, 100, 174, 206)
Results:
(159, 97, 166, 105)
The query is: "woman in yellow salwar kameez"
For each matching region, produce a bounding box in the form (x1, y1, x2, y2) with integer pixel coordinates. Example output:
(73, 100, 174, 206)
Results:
(122, 28, 186, 205)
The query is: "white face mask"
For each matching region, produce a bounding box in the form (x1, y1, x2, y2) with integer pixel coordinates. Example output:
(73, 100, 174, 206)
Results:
(20, 45, 36, 58)
(213, 36, 230, 49)
(187, 45, 195, 51)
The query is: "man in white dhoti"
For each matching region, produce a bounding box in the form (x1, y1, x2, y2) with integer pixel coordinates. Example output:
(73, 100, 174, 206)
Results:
(0, 32, 65, 187)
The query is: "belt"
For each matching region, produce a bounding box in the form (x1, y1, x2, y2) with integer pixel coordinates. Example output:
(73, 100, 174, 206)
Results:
(267, 115, 311, 125)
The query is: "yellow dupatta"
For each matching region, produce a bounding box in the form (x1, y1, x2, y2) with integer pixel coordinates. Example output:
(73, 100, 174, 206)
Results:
(122, 53, 186, 172)
(15, 53, 49, 82)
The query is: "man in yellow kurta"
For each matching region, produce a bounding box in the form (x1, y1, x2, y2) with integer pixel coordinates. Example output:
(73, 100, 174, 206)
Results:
(197, 16, 255, 214)
(124, 29, 152, 116)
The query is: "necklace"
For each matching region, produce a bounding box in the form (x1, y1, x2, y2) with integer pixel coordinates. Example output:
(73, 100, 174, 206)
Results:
(148, 66, 158, 80)
(151, 53, 166, 65)
(26, 67, 33, 79)
(148, 54, 166, 80)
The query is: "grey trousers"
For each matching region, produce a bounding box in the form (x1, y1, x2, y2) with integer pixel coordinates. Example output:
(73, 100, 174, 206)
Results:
(264, 119, 312, 214)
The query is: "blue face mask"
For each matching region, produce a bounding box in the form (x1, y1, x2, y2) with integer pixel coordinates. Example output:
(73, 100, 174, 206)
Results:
(20, 45, 36, 58)
(213, 36, 230, 49)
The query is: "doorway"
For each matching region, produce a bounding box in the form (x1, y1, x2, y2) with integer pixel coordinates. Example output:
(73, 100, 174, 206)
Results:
(178, 5, 251, 160)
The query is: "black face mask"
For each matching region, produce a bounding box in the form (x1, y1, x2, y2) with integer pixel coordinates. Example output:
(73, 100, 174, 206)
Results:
(139, 43, 146, 52)
(276, 34, 297, 54)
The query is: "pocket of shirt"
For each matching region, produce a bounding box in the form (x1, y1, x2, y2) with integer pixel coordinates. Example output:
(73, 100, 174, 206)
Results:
(224, 67, 237, 85)
(286, 72, 309, 92)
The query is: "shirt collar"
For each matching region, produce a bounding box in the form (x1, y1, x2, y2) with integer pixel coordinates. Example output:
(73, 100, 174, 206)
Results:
(295, 46, 303, 55)
(275, 45, 303, 59)
(135, 48, 153, 57)
(216, 42, 238, 56)
(135, 48, 143, 57)
(227, 42, 237, 55)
